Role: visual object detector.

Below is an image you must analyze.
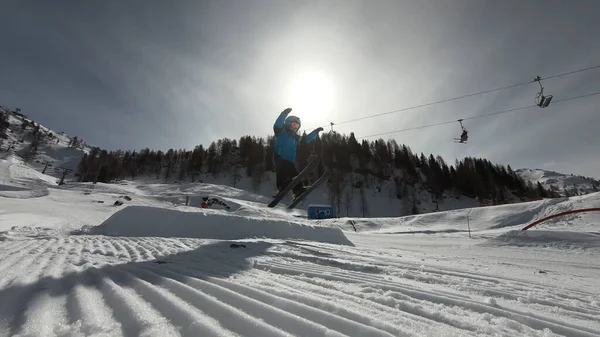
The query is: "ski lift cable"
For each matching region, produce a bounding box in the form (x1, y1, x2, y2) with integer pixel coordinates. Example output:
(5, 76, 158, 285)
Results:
(313, 64, 600, 129)
(356, 90, 600, 140)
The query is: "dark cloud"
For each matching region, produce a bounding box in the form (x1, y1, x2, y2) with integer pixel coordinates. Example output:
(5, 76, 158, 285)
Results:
(1, 0, 599, 176)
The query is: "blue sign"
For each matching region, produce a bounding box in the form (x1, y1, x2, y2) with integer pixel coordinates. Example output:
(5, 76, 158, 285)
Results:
(307, 204, 336, 219)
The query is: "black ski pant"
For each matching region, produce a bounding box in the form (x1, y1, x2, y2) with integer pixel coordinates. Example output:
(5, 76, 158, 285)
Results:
(275, 157, 304, 196)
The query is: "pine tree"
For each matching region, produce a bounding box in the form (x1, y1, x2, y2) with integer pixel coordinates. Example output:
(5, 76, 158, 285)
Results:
(163, 149, 175, 182)
(359, 183, 369, 217)
(426, 154, 443, 208)
(231, 164, 242, 188)
(526, 181, 538, 199)
(536, 182, 548, 198)
(77, 153, 89, 182)
(0, 111, 8, 141)
(207, 142, 218, 174)
(251, 164, 263, 192)
(177, 160, 187, 183)
(264, 136, 275, 172)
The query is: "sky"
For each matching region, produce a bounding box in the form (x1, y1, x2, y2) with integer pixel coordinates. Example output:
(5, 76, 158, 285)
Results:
(1, 0, 599, 177)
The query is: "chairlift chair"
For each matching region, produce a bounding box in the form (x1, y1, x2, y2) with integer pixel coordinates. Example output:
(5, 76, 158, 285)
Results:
(533, 76, 553, 108)
(454, 119, 469, 144)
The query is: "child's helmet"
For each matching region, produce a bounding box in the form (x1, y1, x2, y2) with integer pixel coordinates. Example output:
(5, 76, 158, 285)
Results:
(284, 115, 301, 133)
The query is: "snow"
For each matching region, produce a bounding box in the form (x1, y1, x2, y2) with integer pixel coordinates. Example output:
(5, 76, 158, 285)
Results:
(321, 192, 600, 234)
(517, 168, 600, 196)
(1, 109, 89, 183)
(1, 111, 600, 336)
(484, 230, 600, 250)
(193, 171, 481, 218)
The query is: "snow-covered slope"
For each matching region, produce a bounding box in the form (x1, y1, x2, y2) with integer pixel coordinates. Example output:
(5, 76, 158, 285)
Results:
(175, 172, 481, 218)
(1, 107, 89, 182)
(517, 168, 600, 196)
(0, 154, 57, 199)
(1, 157, 600, 336)
(324, 192, 600, 234)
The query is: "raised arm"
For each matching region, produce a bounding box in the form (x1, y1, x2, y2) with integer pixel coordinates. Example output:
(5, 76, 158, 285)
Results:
(273, 108, 292, 135)
(302, 127, 324, 144)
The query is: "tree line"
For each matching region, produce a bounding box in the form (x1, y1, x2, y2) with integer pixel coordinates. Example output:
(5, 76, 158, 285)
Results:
(0, 109, 9, 142)
(2, 105, 596, 213)
(75, 130, 559, 208)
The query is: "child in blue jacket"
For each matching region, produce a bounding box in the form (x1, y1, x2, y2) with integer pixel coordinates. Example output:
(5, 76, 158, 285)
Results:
(273, 108, 323, 199)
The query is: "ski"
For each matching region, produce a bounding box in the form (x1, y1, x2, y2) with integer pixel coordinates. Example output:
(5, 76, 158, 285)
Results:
(287, 169, 330, 209)
(268, 157, 320, 208)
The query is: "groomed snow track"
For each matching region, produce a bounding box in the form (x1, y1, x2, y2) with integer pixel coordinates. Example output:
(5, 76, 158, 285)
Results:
(0, 232, 598, 337)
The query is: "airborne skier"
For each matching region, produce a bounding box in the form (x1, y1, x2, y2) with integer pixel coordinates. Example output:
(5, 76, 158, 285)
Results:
(273, 108, 323, 200)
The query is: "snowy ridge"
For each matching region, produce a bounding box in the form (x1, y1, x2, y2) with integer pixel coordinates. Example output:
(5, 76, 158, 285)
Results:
(517, 168, 600, 196)
(1, 108, 89, 182)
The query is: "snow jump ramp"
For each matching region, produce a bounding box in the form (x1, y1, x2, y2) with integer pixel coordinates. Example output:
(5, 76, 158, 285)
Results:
(91, 206, 354, 246)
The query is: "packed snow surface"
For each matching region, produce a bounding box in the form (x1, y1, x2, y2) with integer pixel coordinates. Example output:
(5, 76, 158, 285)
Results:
(1, 156, 600, 336)
(485, 230, 600, 250)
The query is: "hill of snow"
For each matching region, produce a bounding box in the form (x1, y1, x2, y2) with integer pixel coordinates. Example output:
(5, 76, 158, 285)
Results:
(1, 107, 89, 183)
(1, 152, 599, 336)
(323, 191, 600, 234)
(517, 168, 600, 196)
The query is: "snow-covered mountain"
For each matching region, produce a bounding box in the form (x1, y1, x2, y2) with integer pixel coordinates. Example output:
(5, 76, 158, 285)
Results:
(0, 106, 89, 183)
(517, 168, 600, 196)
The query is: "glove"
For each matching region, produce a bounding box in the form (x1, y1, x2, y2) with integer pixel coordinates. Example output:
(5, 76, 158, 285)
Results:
(282, 108, 292, 114)
(315, 127, 324, 133)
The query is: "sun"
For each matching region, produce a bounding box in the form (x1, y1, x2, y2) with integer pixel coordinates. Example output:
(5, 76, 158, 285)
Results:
(288, 72, 334, 125)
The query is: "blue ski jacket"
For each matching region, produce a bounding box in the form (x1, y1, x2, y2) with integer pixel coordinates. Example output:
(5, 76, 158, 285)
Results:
(273, 110, 320, 164)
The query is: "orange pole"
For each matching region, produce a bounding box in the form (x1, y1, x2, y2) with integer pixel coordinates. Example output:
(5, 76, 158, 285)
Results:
(521, 208, 600, 231)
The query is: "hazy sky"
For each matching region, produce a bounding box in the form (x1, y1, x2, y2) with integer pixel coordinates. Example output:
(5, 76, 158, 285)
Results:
(1, 0, 599, 177)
